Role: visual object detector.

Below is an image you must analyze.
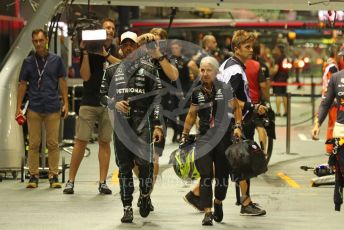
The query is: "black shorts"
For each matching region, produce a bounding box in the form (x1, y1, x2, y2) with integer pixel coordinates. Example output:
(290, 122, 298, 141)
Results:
(273, 86, 287, 95)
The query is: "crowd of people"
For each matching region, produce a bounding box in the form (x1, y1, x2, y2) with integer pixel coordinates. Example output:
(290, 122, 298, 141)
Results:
(15, 16, 344, 225)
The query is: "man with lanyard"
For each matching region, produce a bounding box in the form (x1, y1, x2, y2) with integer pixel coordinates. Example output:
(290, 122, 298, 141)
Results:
(16, 29, 69, 188)
(217, 30, 267, 216)
(63, 18, 120, 195)
(100, 31, 163, 223)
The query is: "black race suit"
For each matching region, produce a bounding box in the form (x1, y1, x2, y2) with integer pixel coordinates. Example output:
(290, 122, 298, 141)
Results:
(100, 57, 161, 207)
(318, 71, 344, 211)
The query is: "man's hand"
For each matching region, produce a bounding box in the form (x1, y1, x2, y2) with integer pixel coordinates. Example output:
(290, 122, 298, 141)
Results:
(256, 104, 268, 115)
(79, 41, 86, 50)
(311, 123, 320, 140)
(153, 127, 163, 142)
(15, 108, 22, 119)
(137, 33, 156, 46)
(233, 127, 242, 140)
(62, 104, 69, 119)
(115, 100, 129, 114)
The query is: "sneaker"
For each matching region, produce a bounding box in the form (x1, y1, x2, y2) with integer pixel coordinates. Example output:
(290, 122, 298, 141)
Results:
(183, 191, 202, 212)
(26, 176, 38, 188)
(121, 206, 134, 223)
(213, 200, 223, 222)
(137, 195, 154, 211)
(202, 212, 213, 226)
(98, 181, 112, 195)
(240, 202, 266, 216)
(139, 194, 151, 218)
(49, 176, 62, 189)
(63, 181, 74, 194)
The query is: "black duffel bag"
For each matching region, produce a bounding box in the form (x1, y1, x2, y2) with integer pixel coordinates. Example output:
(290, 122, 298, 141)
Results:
(225, 139, 267, 180)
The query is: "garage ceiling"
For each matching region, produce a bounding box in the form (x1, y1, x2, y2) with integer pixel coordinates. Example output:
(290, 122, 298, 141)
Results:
(73, 0, 344, 11)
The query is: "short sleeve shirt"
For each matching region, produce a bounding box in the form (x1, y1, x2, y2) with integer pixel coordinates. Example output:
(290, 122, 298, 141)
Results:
(19, 52, 66, 113)
(191, 79, 233, 135)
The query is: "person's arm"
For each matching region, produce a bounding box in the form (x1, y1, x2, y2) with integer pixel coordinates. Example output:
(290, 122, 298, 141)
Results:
(258, 63, 270, 103)
(58, 77, 69, 119)
(16, 81, 28, 117)
(312, 75, 337, 140)
(187, 59, 199, 78)
(259, 81, 270, 103)
(158, 57, 179, 81)
(182, 104, 198, 137)
(100, 46, 120, 64)
(80, 49, 91, 82)
(230, 98, 242, 138)
(270, 61, 279, 79)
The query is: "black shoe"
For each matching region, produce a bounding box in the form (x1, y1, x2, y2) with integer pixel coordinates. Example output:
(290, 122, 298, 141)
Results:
(121, 206, 133, 223)
(63, 180, 74, 194)
(183, 191, 202, 211)
(26, 176, 38, 188)
(49, 176, 62, 189)
(137, 195, 154, 211)
(98, 181, 112, 195)
(139, 194, 151, 218)
(213, 200, 223, 222)
(240, 202, 266, 216)
(202, 212, 213, 226)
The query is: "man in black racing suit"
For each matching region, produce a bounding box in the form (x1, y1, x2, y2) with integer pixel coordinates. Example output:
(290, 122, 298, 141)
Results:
(312, 65, 344, 211)
(100, 31, 163, 223)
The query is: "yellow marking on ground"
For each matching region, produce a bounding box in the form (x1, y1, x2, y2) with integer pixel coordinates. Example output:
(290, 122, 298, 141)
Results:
(277, 172, 301, 189)
(112, 169, 119, 185)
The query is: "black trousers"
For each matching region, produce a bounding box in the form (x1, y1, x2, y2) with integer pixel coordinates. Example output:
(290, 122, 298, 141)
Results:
(195, 129, 232, 209)
(334, 145, 344, 211)
(114, 127, 154, 207)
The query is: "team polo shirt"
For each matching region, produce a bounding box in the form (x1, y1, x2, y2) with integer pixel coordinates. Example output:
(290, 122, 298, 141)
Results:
(191, 80, 233, 135)
(19, 52, 66, 113)
(245, 59, 265, 104)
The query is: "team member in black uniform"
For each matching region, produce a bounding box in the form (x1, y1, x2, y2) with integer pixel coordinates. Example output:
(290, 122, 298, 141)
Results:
(312, 63, 344, 211)
(63, 18, 120, 195)
(136, 28, 179, 211)
(182, 56, 242, 225)
(100, 31, 163, 223)
(218, 30, 267, 216)
(169, 40, 193, 142)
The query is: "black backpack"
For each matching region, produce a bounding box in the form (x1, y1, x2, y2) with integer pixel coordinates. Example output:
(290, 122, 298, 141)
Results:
(225, 139, 267, 180)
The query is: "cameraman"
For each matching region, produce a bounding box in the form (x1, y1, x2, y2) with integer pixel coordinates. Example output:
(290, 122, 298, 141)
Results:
(135, 28, 179, 211)
(63, 18, 119, 195)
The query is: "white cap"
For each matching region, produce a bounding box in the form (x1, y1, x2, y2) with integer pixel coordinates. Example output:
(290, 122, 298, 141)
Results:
(120, 31, 138, 44)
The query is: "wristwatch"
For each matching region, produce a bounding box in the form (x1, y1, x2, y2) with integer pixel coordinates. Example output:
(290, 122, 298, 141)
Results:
(157, 55, 167, 62)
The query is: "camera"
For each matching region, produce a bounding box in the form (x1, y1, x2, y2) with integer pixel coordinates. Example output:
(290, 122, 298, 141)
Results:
(69, 17, 103, 54)
(82, 29, 106, 53)
(146, 40, 167, 52)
